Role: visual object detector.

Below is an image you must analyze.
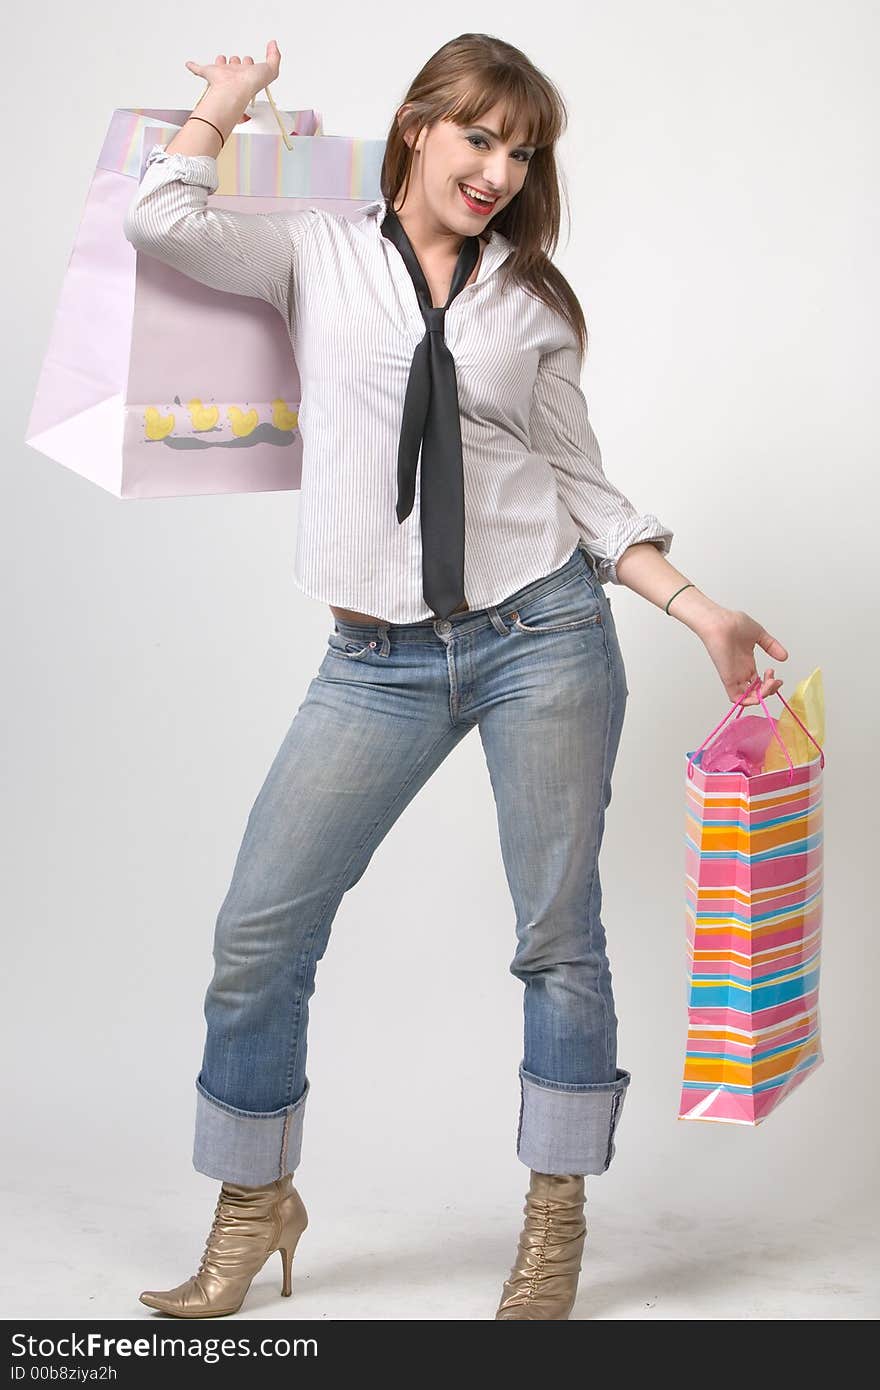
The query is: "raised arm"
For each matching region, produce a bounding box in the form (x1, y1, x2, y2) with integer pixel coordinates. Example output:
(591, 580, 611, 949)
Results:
(530, 328, 674, 584)
(122, 41, 316, 321)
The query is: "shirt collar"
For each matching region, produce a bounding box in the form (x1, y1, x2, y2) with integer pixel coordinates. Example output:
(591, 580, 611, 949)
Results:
(356, 195, 512, 281)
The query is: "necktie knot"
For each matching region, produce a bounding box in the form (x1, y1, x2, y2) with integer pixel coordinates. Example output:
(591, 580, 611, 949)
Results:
(423, 306, 446, 334)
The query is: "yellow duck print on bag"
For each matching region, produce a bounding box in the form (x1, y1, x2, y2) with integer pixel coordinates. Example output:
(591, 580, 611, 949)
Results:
(187, 398, 220, 431)
(144, 406, 175, 441)
(140, 398, 300, 444)
(271, 398, 299, 432)
(227, 405, 259, 437)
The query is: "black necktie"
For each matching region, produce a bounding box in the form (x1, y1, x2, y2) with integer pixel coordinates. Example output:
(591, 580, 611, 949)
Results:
(380, 205, 480, 619)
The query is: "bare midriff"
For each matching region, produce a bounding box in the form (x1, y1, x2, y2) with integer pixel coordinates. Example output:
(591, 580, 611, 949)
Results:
(330, 599, 469, 625)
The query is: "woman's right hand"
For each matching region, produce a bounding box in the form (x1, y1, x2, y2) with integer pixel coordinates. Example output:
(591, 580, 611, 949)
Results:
(185, 39, 282, 106)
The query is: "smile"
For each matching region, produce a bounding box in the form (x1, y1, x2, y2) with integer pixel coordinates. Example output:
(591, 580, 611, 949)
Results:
(458, 183, 498, 214)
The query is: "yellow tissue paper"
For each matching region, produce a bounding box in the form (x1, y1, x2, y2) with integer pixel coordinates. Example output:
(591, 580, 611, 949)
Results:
(762, 666, 825, 772)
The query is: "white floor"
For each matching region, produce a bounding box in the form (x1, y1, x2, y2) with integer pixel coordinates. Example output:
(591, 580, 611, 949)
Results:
(3, 1164, 876, 1320)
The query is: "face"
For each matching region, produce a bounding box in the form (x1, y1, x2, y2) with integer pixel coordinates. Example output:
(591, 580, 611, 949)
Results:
(397, 100, 535, 234)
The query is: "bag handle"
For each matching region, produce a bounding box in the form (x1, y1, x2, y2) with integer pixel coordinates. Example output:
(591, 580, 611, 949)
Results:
(686, 676, 825, 783)
(263, 83, 297, 148)
(198, 80, 299, 150)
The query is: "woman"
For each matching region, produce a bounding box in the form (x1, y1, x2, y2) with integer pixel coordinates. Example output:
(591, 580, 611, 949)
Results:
(124, 32, 787, 1320)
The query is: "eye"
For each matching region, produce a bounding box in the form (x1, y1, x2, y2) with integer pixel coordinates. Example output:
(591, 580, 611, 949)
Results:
(466, 133, 532, 162)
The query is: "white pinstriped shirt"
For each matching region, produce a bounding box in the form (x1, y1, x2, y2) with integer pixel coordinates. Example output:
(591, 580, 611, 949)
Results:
(124, 143, 673, 623)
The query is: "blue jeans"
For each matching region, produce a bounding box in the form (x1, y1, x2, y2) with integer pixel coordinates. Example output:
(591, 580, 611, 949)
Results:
(193, 541, 632, 1183)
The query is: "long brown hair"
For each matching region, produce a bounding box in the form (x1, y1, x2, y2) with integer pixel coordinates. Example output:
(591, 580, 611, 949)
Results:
(380, 33, 588, 358)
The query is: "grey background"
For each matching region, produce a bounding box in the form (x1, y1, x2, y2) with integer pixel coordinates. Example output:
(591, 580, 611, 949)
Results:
(3, 0, 876, 1318)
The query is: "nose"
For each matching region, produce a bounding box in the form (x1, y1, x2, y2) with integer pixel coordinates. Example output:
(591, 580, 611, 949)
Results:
(479, 161, 509, 196)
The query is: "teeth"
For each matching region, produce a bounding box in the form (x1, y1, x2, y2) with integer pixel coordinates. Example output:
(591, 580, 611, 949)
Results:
(460, 184, 495, 204)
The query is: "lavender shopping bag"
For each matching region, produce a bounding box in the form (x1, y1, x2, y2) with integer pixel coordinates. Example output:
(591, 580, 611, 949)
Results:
(25, 100, 385, 499)
(678, 678, 826, 1126)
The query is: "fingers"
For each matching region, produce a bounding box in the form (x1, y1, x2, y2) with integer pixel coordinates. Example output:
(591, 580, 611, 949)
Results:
(760, 633, 789, 660)
(190, 42, 278, 73)
(740, 667, 784, 706)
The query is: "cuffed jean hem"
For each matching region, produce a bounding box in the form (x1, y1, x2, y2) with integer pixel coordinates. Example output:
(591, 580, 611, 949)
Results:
(192, 1076, 310, 1185)
(516, 1064, 632, 1175)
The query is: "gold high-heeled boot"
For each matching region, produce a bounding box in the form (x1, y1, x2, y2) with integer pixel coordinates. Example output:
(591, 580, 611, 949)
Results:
(495, 1170, 587, 1319)
(139, 1173, 308, 1318)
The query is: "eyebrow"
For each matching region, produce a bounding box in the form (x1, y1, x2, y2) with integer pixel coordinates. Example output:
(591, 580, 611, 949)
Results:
(469, 124, 536, 151)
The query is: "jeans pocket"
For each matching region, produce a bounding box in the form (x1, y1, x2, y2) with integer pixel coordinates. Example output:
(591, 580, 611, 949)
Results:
(505, 572, 602, 635)
(326, 630, 376, 660)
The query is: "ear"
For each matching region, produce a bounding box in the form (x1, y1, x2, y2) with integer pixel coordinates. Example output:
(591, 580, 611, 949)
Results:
(397, 104, 424, 154)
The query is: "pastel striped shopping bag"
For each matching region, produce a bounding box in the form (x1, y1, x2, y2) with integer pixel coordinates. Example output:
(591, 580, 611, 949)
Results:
(679, 677, 826, 1125)
(25, 96, 385, 499)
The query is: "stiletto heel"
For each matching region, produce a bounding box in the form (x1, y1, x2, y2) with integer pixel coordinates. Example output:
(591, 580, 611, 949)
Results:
(277, 1200, 308, 1298)
(139, 1173, 308, 1318)
(279, 1244, 294, 1297)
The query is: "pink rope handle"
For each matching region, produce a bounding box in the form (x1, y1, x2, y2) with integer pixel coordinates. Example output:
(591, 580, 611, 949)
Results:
(686, 676, 825, 782)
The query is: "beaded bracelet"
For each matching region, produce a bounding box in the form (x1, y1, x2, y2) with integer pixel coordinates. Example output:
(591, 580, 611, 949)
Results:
(665, 582, 694, 615)
(187, 115, 226, 149)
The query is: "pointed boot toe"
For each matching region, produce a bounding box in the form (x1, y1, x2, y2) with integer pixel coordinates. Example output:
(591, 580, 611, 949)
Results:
(138, 1277, 218, 1317)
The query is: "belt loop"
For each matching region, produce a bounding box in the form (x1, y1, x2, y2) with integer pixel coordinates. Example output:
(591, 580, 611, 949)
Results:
(377, 620, 391, 656)
(488, 605, 510, 636)
(578, 541, 598, 579)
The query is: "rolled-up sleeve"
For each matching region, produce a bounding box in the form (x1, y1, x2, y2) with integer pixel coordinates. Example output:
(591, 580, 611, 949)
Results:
(122, 142, 317, 325)
(530, 331, 674, 584)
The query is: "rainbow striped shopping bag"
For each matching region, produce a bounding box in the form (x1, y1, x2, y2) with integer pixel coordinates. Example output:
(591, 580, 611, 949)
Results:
(678, 677, 826, 1125)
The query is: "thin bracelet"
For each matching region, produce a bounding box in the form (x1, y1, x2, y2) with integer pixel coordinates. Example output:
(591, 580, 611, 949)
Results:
(187, 115, 226, 149)
(664, 582, 694, 615)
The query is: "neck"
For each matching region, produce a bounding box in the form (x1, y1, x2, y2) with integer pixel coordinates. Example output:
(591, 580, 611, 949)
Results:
(389, 192, 480, 259)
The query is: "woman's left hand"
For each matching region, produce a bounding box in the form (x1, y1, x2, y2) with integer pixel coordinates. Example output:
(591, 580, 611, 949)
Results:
(699, 608, 789, 707)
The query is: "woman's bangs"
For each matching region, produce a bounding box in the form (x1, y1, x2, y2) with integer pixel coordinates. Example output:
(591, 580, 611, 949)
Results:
(443, 75, 551, 150)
